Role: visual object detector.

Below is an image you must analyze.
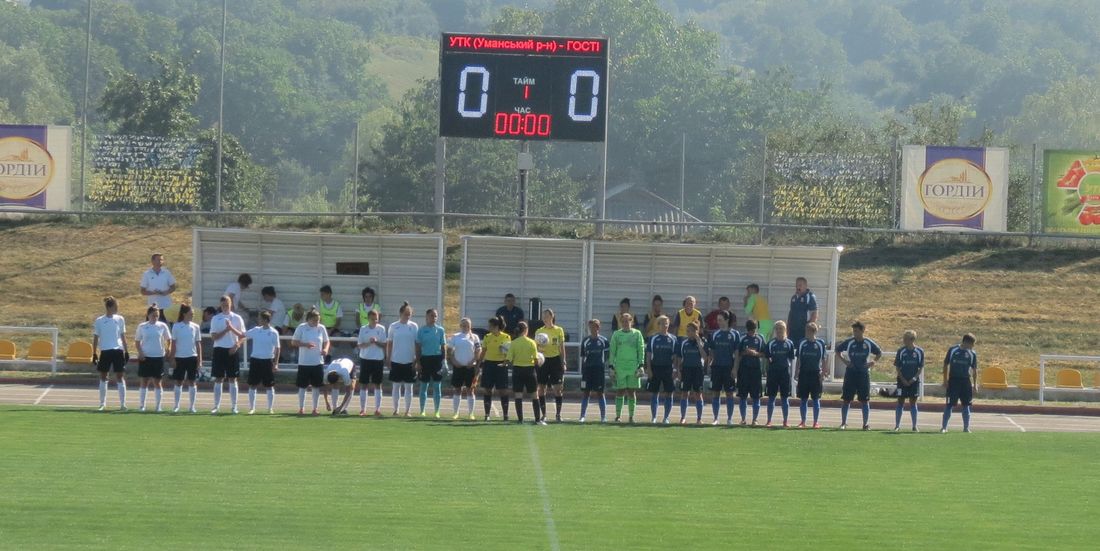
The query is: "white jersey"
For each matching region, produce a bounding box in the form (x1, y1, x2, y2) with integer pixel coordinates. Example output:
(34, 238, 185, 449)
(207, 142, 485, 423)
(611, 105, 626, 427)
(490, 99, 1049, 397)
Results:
(387, 320, 419, 364)
(450, 332, 481, 366)
(135, 321, 171, 358)
(293, 323, 329, 366)
(210, 311, 245, 349)
(324, 358, 355, 385)
(245, 326, 281, 360)
(93, 314, 126, 351)
(140, 267, 176, 309)
(171, 321, 201, 358)
(358, 324, 388, 361)
(261, 297, 286, 329)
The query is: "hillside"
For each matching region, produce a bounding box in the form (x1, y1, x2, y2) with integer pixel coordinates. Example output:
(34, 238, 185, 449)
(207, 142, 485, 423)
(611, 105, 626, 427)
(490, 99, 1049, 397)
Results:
(1, 222, 1097, 386)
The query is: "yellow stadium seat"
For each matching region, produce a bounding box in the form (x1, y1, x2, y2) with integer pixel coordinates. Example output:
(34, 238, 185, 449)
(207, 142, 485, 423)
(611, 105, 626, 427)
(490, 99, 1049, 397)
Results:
(1018, 367, 1042, 390)
(26, 340, 55, 362)
(0, 340, 15, 361)
(1055, 368, 1085, 389)
(65, 341, 95, 364)
(978, 366, 1009, 390)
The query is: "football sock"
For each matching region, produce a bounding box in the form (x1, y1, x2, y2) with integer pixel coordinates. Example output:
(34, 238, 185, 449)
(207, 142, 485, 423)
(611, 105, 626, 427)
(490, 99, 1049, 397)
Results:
(910, 402, 918, 427)
(679, 398, 688, 419)
(393, 386, 401, 411)
(895, 403, 904, 427)
(580, 396, 590, 419)
(154, 387, 163, 411)
(711, 396, 720, 419)
(598, 395, 607, 418)
(363, 388, 370, 411)
(662, 396, 672, 419)
(484, 394, 493, 416)
(418, 384, 428, 412)
(781, 398, 789, 421)
(432, 382, 442, 412)
(799, 400, 808, 423)
(515, 399, 524, 422)
(173, 386, 182, 410)
(751, 398, 760, 422)
(532, 398, 541, 422)
(98, 380, 108, 406)
(266, 388, 274, 410)
(466, 393, 474, 414)
(311, 388, 320, 410)
(298, 388, 306, 410)
(812, 399, 821, 423)
(962, 405, 971, 430)
(139, 387, 147, 409)
(249, 388, 257, 411)
(555, 396, 563, 417)
(229, 382, 238, 409)
(615, 396, 624, 417)
(627, 397, 636, 417)
(766, 397, 775, 422)
(694, 399, 703, 421)
(331, 388, 340, 411)
(726, 397, 735, 421)
(117, 379, 126, 408)
(841, 402, 850, 425)
(738, 397, 747, 420)
(650, 394, 659, 419)
(375, 388, 383, 410)
(188, 386, 196, 409)
(453, 392, 461, 414)
(861, 402, 870, 425)
(403, 383, 414, 412)
(500, 396, 510, 418)
(942, 406, 952, 429)
(213, 383, 223, 410)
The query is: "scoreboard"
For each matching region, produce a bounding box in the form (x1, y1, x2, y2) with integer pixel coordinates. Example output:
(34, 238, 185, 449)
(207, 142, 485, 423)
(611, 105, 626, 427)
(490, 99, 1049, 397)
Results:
(438, 33, 609, 142)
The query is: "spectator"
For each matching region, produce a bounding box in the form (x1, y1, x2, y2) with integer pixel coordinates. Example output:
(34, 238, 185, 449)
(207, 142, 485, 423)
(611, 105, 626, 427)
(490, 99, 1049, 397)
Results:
(225, 273, 253, 314)
(495, 293, 525, 337)
(786, 277, 819, 345)
(639, 295, 666, 338)
(611, 298, 633, 332)
(704, 296, 733, 332)
(259, 286, 286, 333)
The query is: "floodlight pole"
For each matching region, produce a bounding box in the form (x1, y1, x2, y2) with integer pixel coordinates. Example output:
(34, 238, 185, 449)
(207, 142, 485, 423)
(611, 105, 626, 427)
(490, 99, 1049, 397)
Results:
(80, 0, 92, 213)
(215, 0, 226, 214)
(517, 140, 531, 235)
(434, 137, 446, 232)
(679, 132, 686, 239)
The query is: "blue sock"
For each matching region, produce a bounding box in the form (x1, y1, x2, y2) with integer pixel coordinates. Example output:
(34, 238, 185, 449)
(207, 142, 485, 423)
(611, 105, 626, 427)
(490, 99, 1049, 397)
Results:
(799, 400, 808, 424)
(910, 403, 918, 427)
(812, 399, 821, 423)
(942, 406, 952, 429)
(841, 402, 850, 425)
(766, 397, 775, 422)
(738, 398, 747, 421)
(751, 399, 760, 422)
(679, 398, 688, 419)
(725, 397, 734, 421)
(695, 399, 703, 421)
(861, 402, 870, 426)
(598, 395, 607, 418)
(662, 396, 672, 419)
(650, 394, 659, 419)
(781, 398, 789, 422)
(432, 382, 441, 411)
(418, 385, 427, 412)
(895, 403, 904, 427)
(580, 396, 589, 419)
(711, 396, 720, 419)
(962, 405, 971, 429)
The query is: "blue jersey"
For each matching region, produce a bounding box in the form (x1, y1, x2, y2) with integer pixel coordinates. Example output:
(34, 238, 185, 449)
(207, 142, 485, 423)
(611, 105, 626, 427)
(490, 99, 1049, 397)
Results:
(708, 329, 741, 367)
(944, 345, 977, 379)
(737, 333, 767, 370)
(796, 338, 828, 374)
(894, 346, 925, 380)
(765, 338, 796, 372)
(787, 291, 818, 331)
(648, 333, 677, 368)
(837, 337, 881, 371)
(580, 335, 609, 370)
(415, 325, 446, 356)
(676, 338, 706, 369)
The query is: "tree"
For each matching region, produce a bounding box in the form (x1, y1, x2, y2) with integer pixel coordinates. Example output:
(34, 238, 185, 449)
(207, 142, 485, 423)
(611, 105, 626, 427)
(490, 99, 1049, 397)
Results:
(98, 53, 199, 137)
(193, 128, 274, 212)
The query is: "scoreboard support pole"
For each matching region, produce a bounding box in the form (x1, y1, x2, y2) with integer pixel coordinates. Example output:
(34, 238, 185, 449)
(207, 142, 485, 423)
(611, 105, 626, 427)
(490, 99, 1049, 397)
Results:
(517, 140, 533, 235)
(434, 137, 446, 232)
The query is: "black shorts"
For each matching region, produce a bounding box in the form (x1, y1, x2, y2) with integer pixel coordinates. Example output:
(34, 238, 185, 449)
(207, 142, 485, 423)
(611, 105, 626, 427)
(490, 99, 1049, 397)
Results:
(765, 369, 791, 398)
(710, 365, 735, 392)
(248, 358, 276, 387)
(736, 366, 762, 399)
(537, 355, 564, 385)
(512, 366, 537, 393)
(896, 377, 920, 399)
(946, 377, 973, 406)
(451, 365, 476, 388)
(296, 364, 324, 388)
(479, 361, 509, 390)
(212, 347, 240, 379)
(418, 355, 444, 382)
(581, 365, 605, 392)
(171, 357, 199, 382)
(646, 366, 676, 394)
(841, 367, 870, 402)
(138, 357, 164, 379)
(97, 349, 126, 374)
(389, 362, 416, 383)
(360, 359, 384, 385)
(680, 365, 704, 392)
(796, 371, 822, 400)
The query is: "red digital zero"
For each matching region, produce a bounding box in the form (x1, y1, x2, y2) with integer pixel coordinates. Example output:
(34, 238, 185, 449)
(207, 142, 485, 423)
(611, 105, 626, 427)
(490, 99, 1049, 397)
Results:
(494, 113, 552, 137)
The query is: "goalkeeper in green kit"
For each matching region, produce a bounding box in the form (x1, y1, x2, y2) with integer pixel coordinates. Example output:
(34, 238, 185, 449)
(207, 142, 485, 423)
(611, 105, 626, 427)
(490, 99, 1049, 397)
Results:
(609, 312, 646, 423)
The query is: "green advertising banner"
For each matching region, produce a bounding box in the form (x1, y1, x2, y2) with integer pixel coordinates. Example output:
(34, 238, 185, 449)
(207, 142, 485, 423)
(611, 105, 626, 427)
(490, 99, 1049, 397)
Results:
(1044, 150, 1100, 233)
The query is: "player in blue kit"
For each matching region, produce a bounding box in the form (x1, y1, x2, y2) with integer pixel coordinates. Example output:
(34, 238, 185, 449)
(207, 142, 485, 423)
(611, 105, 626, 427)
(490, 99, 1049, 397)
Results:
(676, 322, 709, 425)
(645, 316, 678, 424)
(578, 319, 610, 423)
(893, 330, 924, 432)
(764, 321, 796, 427)
(707, 311, 740, 425)
(735, 320, 767, 425)
(794, 322, 828, 428)
(941, 334, 978, 433)
(836, 321, 882, 430)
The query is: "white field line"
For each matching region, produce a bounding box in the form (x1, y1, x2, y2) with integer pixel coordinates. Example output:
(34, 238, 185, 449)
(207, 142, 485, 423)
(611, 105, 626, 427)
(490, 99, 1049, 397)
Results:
(525, 427, 560, 551)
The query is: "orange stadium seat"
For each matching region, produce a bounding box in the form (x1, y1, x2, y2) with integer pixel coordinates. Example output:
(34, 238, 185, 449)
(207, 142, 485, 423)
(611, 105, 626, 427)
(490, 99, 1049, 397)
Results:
(1055, 369, 1085, 389)
(26, 340, 55, 362)
(0, 340, 15, 361)
(65, 341, 94, 364)
(1018, 367, 1042, 390)
(978, 366, 1008, 390)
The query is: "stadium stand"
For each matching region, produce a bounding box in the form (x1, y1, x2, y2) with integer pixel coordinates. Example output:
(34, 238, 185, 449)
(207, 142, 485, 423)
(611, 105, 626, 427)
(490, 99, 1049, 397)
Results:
(64, 341, 94, 364)
(1055, 369, 1085, 389)
(1018, 367, 1042, 390)
(26, 340, 54, 362)
(0, 340, 15, 361)
(979, 366, 1009, 390)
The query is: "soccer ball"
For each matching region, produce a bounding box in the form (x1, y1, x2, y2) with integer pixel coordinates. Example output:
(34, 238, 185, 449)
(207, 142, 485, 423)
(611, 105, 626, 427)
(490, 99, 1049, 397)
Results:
(535, 333, 550, 346)
(839, 351, 850, 362)
(536, 352, 546, 366)
(500, 341, 511, 354)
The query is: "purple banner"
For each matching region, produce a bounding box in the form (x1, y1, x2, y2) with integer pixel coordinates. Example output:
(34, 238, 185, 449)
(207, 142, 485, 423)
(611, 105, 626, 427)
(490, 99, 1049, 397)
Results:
(0, 124, 49, 209)
(922, 146, 985, 229)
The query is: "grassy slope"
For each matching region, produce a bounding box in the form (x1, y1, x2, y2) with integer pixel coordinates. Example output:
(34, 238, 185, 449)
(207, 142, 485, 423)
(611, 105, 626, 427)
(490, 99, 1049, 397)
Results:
(0, 222, 1098, 386)
(367, 35, 438, 101)
(0, 406, 1095, 549)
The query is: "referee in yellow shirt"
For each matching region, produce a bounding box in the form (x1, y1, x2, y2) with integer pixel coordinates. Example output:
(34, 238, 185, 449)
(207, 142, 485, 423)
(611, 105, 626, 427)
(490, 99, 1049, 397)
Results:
(507, 321, 544, 425)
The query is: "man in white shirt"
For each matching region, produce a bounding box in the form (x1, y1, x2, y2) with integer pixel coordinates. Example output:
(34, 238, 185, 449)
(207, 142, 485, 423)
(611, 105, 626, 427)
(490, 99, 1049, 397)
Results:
(324, 357, 358, 415)
(140, 253, 177, 320)
(209, 295, 246, 414)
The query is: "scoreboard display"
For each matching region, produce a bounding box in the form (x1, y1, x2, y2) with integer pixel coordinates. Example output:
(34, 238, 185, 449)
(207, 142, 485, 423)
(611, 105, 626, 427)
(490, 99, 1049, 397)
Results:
(439, 33, 609, 142)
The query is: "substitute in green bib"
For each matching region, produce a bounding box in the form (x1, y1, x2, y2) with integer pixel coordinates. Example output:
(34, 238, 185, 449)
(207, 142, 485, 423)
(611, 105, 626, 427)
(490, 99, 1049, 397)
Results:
(610, 312, 645, 423)
(316, 285, 343, 337)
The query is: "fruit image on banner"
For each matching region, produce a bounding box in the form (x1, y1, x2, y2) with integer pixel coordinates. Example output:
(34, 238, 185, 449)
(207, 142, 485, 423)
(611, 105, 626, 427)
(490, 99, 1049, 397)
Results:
(1043, 150, 1100, 233)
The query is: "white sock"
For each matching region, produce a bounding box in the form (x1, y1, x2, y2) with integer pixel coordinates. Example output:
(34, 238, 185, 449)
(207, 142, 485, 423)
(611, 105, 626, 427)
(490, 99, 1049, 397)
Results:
(229, 382, 239, 408)
(98, 380, 107, 406)
(298, 388, 306, 410)
(188, 386, 196, 408)
(453, 393, 460, 414)
(392, 387, 400, 411)
(467, 393, 475, 414)
(213, 383, 223, 409)
(331, 389, 339, 411)
(139, 387, 148, 409)
(266, 388, 274, 410)
(311, 388, 320, 410)
(359, 388, 368, 411)
(117, 380, 127, 407)
(173, 386, 182, 409)
(248, 388, 257, 410)
(154, 387, 163, 411)
(374, 388, 382, 410)
(403, 383, 413, 412)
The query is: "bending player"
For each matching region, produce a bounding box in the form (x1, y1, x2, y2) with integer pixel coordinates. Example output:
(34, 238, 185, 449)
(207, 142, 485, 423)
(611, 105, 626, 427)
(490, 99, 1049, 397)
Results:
(764, 320, 795, 427)
(835, 321, 882, 430)
(707, 311, 740, 425)
(324, 357, 358, 415)
(893, 330, 924, 432)
(675, 322, 709, 425)
(735, 319, 767, 425)
(578, 319, 609, 423)
(645, 316, 677, 424)
(793, 323, 827, 428)
(609, 312, 645, 423)
(941, 334, 978, 433)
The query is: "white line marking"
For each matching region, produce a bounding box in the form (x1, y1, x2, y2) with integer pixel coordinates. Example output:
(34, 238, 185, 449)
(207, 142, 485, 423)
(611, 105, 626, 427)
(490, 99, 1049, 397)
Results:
(525, 427, 560, 551)
(1003, 414, 1026, 432)
(33, 385, 53, 405)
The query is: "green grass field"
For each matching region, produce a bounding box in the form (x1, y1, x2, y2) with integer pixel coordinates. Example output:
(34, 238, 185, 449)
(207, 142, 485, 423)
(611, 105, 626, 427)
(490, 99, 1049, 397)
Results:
(0, 406, 1095, 550)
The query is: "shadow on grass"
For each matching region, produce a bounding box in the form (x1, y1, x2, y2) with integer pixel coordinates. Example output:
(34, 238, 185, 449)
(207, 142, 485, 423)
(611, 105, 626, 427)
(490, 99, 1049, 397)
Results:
(957, 248, 1098, 272)
(840, 245, 964, 270)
